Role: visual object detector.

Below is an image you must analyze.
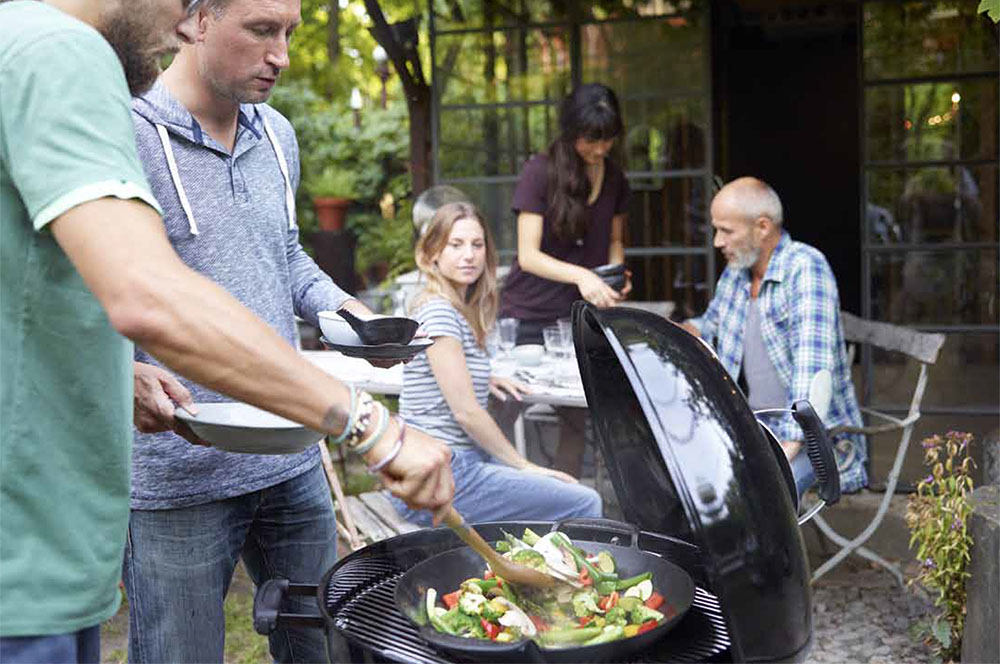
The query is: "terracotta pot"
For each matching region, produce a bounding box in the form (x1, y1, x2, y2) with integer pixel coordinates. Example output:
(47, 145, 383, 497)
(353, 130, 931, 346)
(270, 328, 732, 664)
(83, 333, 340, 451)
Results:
(313, 197, 351, 232)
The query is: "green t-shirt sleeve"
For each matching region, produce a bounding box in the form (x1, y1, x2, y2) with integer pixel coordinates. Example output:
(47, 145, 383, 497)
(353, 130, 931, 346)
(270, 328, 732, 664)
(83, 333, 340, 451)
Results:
(0, 26, 161, 230)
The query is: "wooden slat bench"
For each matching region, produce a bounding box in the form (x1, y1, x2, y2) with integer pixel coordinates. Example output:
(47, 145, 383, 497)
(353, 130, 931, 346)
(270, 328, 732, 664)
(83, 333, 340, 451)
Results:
(339, 491, 420, 548)
(318, 441, 422, 551)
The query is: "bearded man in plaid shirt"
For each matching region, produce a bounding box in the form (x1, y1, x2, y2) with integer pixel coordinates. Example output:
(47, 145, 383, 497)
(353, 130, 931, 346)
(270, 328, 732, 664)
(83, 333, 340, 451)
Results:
(683, 177, 867, 498)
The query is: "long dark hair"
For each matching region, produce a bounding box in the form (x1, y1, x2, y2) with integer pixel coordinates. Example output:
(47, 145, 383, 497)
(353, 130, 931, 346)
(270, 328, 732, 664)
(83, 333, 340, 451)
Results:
(546, 84, 624, 241)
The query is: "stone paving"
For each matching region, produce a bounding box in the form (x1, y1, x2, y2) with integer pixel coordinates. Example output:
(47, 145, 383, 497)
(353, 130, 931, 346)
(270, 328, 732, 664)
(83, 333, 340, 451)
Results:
(806, 564, 938, 664)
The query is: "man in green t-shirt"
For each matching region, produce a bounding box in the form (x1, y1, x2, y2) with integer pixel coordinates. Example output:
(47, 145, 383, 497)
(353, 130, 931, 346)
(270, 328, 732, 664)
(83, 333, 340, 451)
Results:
(0, 2, 454, 660)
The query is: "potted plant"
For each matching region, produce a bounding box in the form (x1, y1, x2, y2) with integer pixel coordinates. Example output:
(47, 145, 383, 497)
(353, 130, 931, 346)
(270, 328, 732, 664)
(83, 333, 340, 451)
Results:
(309, 167, 358, 232)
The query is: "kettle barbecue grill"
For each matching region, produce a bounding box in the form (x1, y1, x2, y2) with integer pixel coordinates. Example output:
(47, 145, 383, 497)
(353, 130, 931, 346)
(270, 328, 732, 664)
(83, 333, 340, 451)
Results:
(254, 303, 840, 662)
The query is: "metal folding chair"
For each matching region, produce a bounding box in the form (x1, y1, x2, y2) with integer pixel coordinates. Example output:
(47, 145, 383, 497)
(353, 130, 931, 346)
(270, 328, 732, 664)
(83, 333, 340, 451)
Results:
(810, 311, 946, 585)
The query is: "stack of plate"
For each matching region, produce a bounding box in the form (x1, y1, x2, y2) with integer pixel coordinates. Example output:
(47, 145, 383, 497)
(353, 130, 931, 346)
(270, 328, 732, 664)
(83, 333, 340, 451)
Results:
(316, 311, 432, 360)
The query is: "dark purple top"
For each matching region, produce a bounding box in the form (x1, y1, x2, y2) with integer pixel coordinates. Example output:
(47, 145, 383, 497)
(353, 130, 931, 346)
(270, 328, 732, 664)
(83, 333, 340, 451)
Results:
(499, 154, 630, 322)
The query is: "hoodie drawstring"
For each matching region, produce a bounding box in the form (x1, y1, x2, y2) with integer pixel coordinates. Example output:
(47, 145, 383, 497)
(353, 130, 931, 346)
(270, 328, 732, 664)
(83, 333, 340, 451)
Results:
(156, 124, 199, 235)
(155, 115, 296, 236)
(261, 116, 296, 230)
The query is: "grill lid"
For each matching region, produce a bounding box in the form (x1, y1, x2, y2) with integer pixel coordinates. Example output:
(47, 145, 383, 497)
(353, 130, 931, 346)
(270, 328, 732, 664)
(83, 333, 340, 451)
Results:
(571, 302, 813, 662)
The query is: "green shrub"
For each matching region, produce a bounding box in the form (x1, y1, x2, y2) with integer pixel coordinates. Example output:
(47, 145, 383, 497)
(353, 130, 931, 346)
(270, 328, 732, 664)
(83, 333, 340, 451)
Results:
(905, 431, 976, 662)
(270, 80, 414, 282)
(310, 167, 359, 199)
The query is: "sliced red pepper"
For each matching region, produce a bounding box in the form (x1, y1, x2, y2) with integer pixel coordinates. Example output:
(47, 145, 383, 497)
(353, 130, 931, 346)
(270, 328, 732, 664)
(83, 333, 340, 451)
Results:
(481, 618, 500, 640)
(637, 620, 658, 635)
(579, 568, 593, 586)
(484, 570, 495, 580)
(442, 590, 461, 610)
(644, 592, 664, 611)
(579, 615, 594, 626)
(529, 615, 550, 633)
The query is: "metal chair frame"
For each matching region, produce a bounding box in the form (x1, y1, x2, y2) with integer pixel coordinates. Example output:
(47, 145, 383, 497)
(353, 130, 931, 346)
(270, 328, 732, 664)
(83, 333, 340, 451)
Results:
(810, 312, 946, 586)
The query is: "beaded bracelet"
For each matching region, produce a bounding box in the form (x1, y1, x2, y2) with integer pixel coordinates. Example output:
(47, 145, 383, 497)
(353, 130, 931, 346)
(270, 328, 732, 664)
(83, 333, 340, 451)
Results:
(366, 418, 406, 474)
(344, 391, 376, 450)
(329, 386, 357, 445)
(352, 402, 389, 456)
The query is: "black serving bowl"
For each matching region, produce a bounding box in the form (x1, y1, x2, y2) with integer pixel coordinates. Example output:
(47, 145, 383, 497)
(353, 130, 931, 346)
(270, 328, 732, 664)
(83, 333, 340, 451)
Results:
(592, 263, 627, 291)
(337, 308, 420, 346)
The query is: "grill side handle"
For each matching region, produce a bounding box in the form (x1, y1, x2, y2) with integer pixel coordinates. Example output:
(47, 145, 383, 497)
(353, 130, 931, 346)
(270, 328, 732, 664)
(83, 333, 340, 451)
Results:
(791, 399, 841, 506)
(253, 579, 326, 634)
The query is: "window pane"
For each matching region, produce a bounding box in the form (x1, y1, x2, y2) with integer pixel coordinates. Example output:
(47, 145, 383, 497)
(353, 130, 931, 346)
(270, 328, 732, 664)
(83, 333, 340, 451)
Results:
(435, 28, 571, 105)
(438, 105, 557, 179)
(626, 176, 711, 249)
(863, 0, 999, 81)
(439, 180, 519, 252)
(432, 0, 562, 31)
(433, 0, 695, 31)
(622, 98, 708, 171)
(866, 165, 999, 244)
(870, 250, 998, 325)
(626, 254, 710, 318)
(581, 18, 707, 98)
(865, 78, 999, 163)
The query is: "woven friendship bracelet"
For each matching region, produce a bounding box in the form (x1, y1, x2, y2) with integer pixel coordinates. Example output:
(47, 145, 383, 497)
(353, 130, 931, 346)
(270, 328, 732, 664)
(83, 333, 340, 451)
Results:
(329, 386, 357, 445)
(366, 418, 406, 474)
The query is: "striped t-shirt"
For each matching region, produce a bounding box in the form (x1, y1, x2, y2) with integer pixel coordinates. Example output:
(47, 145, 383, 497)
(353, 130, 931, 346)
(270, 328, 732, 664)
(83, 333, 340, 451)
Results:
(400, 297, 491, 449)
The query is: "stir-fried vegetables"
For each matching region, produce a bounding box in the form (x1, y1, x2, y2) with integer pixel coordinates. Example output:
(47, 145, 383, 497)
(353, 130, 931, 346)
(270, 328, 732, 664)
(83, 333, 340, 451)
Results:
(424, 529, 672, 648)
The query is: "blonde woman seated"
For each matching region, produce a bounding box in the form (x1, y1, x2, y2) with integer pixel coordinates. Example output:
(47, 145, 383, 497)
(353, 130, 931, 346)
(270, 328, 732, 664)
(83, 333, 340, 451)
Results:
(388, 202, 602, 526)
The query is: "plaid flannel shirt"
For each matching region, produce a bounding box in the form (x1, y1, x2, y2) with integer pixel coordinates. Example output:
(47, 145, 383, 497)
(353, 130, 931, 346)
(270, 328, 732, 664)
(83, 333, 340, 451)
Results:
(690, 232, 868, 493)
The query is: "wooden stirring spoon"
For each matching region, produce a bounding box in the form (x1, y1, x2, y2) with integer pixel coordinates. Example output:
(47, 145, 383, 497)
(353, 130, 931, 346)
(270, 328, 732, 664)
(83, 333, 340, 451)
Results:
(442, 506, 557, 589)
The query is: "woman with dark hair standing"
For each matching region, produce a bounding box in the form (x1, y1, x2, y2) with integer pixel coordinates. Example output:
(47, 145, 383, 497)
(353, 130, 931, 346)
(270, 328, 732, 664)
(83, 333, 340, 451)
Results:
(498, 83, 631, 476)
(500, 83, 631, 337)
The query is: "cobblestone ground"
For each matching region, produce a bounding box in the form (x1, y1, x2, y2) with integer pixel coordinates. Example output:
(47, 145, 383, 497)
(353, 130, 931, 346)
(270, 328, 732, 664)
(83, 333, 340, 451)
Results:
(806, 566, 937, 664)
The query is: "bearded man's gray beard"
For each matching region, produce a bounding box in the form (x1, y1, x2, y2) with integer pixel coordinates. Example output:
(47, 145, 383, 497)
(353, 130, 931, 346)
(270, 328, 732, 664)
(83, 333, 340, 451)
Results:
(728, 245, 761, 270)
(99, 10, 162, 96)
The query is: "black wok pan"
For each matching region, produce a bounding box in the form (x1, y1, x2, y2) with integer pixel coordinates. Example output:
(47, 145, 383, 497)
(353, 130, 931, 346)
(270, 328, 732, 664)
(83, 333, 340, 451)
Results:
(393, 518, 696, 663)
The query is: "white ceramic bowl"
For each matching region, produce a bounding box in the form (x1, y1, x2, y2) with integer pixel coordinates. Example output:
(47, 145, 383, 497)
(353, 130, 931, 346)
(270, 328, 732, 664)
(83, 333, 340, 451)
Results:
(317, 311, 362, 345)
(175, 402, 325, 454)
(513, 344, 545, 367)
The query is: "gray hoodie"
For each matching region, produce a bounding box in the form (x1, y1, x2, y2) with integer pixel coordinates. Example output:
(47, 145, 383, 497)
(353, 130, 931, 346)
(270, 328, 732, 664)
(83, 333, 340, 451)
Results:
(130, 80, 350, 510)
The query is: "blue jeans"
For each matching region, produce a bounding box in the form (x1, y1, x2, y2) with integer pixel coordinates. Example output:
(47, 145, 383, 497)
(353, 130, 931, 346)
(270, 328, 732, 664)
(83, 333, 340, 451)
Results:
(123, 464, 340, 664)
(0, 625, 99, 664)
(390, 447, 603, 527)
(790, 448, 817, 500)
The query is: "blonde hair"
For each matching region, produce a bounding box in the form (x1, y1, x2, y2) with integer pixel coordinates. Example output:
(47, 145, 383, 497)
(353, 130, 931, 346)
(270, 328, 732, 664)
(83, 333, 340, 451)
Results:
(412, 202, 499, 347)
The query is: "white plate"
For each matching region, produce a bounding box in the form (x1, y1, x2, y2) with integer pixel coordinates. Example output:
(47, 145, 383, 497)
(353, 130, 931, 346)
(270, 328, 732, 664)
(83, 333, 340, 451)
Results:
(175, 402, 325, 455)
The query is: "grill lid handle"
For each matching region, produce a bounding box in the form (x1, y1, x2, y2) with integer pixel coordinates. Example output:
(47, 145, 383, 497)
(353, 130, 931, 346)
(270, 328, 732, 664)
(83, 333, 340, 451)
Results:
(253, 579, 325, 635)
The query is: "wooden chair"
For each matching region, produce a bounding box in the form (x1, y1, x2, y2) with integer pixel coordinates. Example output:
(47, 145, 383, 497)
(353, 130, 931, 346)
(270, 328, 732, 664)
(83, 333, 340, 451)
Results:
(809, 311, 946, 585)
(318, 440, 419, 550)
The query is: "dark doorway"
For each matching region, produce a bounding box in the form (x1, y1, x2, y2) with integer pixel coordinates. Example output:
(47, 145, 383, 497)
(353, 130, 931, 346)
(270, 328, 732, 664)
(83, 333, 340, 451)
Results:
(714, 1, 861, 313)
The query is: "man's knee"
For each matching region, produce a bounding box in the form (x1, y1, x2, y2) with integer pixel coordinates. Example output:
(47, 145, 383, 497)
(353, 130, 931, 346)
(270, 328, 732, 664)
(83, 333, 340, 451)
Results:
(572, 484, 603, 519)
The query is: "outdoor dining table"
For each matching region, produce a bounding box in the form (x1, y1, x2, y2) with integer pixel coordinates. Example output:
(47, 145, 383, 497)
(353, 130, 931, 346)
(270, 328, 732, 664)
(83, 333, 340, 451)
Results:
(301, 349, 587, 455)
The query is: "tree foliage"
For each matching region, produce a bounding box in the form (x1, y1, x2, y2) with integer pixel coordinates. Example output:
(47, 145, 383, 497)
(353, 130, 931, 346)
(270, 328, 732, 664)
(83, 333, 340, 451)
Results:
(978, 0, 1000, 22)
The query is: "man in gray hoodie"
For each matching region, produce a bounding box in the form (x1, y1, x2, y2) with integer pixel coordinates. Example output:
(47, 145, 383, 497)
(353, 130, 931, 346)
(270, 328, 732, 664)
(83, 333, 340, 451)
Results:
(126, 0, 400, 661)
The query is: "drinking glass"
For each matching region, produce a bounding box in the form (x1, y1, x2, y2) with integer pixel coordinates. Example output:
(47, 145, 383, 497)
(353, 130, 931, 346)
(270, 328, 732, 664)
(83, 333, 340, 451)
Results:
(498, 318, 519, 359)
(543, 326, 568, 360)
(557, 317, 572, 341)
